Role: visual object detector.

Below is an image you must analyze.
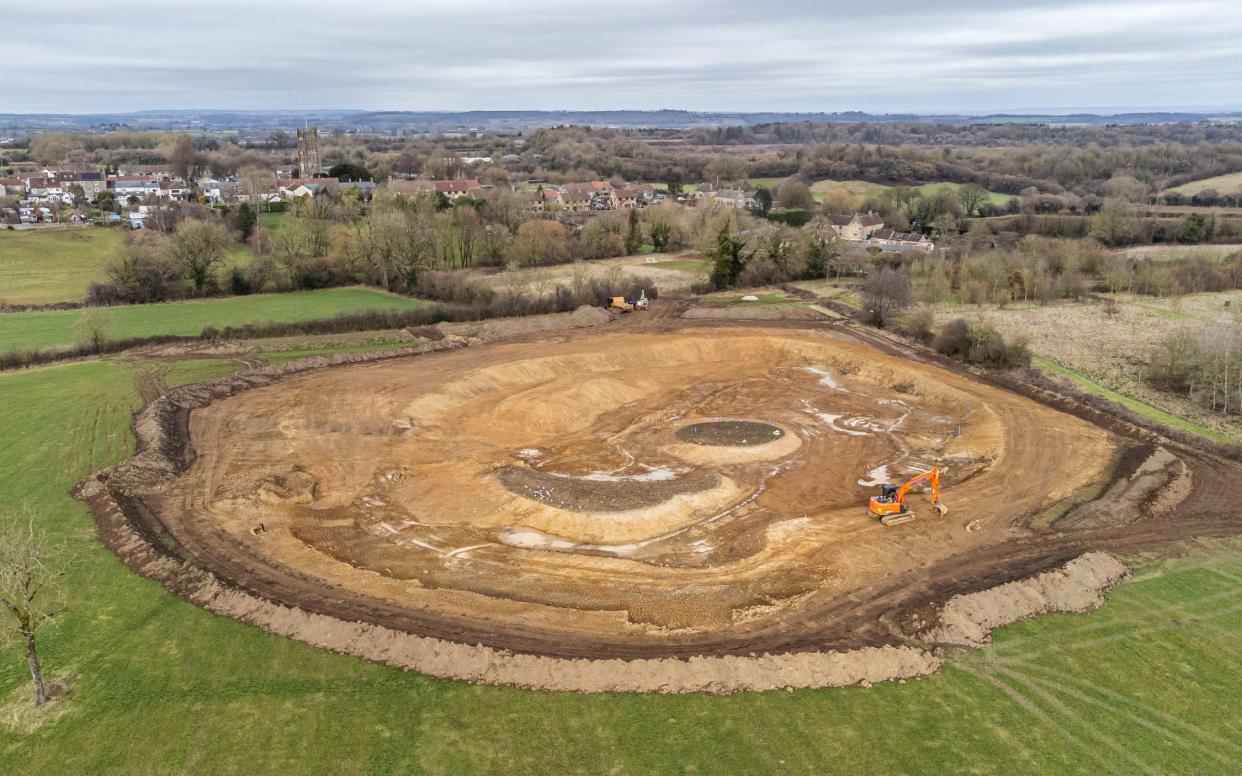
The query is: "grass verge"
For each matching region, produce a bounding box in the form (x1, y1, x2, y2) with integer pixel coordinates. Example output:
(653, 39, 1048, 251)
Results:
(1032, 355, 1231, 443)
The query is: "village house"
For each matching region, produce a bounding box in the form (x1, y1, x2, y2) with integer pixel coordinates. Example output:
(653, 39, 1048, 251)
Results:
(198, 179, 241, 204)
(24, 177, 59, 197)
(870, 228, 935, 253)
(711, 189, 757, 209)
(826, 213, 885, 241)
(110, 176, 162, 200)
(58, 171, 107, 200)
(116, 163, 172, 177)
(387, 178, 481, 201)
(338, 180, 376, 199)
(431, 179, 481, 200)
(158, 179, 192, 200)
(562, 181, 616, 212)
(278, 177, 340, 199)
(526, 186, 564, 212)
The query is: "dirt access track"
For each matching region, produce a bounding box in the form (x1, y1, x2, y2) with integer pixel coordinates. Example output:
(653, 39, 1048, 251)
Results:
(79, 310, 1242, 693)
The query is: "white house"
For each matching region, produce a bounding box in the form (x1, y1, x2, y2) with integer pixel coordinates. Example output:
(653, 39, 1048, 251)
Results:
(111, 176, 162, 200)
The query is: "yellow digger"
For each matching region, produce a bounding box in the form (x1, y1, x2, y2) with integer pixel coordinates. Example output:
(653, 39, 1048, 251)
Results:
(608, 289, 649, 312)
(868, 467, 948, 526)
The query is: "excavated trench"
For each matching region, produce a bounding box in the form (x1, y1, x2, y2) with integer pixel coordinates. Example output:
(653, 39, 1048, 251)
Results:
(77, 316, 1242, 692)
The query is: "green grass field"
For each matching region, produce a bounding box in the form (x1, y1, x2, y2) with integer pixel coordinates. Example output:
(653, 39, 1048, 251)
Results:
(0, 342, 1239, 773)
(745, 177, 787, 189)
(810, 179, 893, 202)
(648, 258, 710, 272)
(1166, 171, 1242, 197)
(0, 228, 121, 305)
(0, 287, 426, 352)
(258, 211, 287, 231)
(810, 179, 1012, 208)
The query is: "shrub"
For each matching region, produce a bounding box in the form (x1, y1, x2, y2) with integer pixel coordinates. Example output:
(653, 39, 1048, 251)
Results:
(415, 270, 496, 305)
(767, 208, 810, 227)
(898, 306, 937, 344)
(84, 282, 118, 306)
(934, 317, 1030, 369)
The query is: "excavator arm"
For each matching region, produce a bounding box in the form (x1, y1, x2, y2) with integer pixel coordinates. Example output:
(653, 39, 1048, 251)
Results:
(894, 469, 939, 506)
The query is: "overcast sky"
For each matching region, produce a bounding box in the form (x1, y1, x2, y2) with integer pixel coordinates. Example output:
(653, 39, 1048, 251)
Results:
(5, 0, 1242, 114)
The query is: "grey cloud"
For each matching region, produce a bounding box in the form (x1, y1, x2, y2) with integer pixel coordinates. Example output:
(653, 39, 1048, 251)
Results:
(2, 0, 1241, 113)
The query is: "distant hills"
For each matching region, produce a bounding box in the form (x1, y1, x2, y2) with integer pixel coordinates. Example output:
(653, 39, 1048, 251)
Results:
(2, 109, 1240, 133)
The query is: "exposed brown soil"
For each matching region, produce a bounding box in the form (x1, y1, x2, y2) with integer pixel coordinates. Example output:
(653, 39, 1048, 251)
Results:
(76, 302, 1242, 692)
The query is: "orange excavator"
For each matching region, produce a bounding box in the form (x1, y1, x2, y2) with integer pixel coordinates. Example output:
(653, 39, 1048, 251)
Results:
(868, 467, 948, 526)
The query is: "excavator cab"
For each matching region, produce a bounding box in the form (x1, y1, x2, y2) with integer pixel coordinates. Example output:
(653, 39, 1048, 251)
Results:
(868, 468, 948, 526)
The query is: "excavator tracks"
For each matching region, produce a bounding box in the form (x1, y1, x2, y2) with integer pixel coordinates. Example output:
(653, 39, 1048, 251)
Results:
(880, 512, 917, 526)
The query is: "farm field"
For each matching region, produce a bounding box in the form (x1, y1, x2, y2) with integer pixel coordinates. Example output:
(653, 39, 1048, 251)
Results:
(0, 349, 1239, 774)
(933, 289, 1242, 441)
(744, 176, 788, 189)
(1120, 243, 1242, 260)
(810, 179, 1012, 207)
(0, 227, 121, 305)
(482, 252, 707, 293)
(1166, 171, 1242, 197)
(0, 287, 426, 352)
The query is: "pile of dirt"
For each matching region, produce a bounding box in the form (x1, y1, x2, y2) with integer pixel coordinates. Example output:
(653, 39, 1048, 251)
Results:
(675, 420, 786, 447)
(496, 466, 718, 512)
(428, 304, 611, 342)
(925, 552, 1130, 647)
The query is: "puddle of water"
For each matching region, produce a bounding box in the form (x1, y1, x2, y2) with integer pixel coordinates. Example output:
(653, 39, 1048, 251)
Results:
(578, 466, 680, 482)
(805, 366, 843, 390)
(815, 412, 871, 437)
(499, 526, 640, 555)
(858, 465, 891, 487)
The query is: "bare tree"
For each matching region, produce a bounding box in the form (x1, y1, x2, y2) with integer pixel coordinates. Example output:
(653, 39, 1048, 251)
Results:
(956, 183, 989, 217)
(0, 506, 72, 706)
(861, 265, 913, 328)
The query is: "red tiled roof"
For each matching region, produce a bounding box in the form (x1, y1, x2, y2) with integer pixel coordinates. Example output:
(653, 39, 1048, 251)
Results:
(433, 179, 479, 194)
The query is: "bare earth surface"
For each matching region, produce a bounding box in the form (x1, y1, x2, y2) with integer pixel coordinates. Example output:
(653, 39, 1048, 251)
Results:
(79, 309, 1242, 692)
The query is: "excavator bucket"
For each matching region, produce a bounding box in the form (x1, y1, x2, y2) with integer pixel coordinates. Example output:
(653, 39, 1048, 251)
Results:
(933, 502, 948, 517)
